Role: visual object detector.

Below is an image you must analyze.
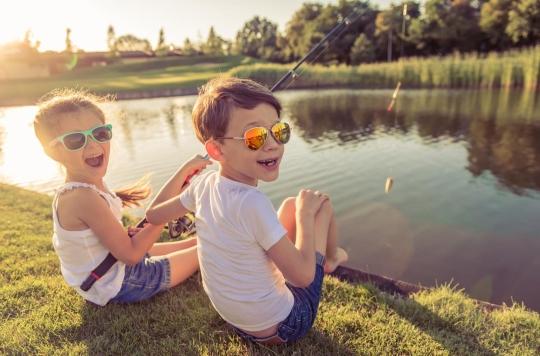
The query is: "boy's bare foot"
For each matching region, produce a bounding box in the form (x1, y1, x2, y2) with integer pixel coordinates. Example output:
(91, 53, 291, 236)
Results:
(324, 247, 348, 273)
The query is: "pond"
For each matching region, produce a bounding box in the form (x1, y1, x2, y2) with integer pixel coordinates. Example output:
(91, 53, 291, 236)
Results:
(1, 88, 539, 311)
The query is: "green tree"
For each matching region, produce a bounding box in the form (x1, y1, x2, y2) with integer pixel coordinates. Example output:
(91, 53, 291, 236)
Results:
(409, 0, 486, 55)
(182, 38, 196, 55)
(349, 33, 376, 64)
(65, 28, 73, 53)
(284, 3, 324, 61)
(155, 28, 168, 56)
(107, 25, 118, 56)
(235, 16, 279, 60)
(479, 0, 513, 49)
(284, 1, 377, 64)
(114, 34, 152, 52)
(506, 0, 540, 45)
(204, 26, 225, 55)
(375, 1, 421, 60)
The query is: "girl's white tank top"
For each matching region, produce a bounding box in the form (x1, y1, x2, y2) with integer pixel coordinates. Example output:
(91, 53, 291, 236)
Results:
(52, 182, 126, 306)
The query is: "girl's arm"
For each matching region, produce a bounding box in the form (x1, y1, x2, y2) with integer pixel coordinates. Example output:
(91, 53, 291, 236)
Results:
(148, 154, 211, 209)
(69, 189, 163, 265)
(146, 195, 190, 225)
(267, 190, 327, 287)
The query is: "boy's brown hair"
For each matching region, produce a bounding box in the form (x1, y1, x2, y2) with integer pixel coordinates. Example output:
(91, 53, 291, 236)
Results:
(192, 76, 282, 143)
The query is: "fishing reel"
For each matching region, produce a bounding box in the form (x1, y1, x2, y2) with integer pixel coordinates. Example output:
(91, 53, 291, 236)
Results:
(135, 212, 197, 239)
(166, 212, 196, 238)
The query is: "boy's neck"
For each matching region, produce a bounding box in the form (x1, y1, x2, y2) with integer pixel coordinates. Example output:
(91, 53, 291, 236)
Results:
(219, 165, 258, 187)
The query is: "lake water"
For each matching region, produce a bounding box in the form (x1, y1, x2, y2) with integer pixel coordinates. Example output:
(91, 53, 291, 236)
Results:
(1, 89, 539, 311)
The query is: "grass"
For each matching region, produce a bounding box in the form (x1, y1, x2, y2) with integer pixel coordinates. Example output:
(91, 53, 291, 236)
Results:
(230, 45, 540, 92)
(1, 183, 539, 355)
(0, 55, 259, 106)
(2, 46, 539, 107)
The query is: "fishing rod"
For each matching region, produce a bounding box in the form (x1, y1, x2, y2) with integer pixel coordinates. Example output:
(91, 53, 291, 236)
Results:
(271, 9, 362, 92)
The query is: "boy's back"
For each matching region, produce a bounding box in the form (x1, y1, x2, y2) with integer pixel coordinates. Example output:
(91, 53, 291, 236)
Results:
(180, 170, 294, 331)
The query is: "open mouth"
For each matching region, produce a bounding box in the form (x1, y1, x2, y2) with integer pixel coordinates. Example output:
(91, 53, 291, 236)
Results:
(85, 154, 104, 168)
(257, 158, 278, 167)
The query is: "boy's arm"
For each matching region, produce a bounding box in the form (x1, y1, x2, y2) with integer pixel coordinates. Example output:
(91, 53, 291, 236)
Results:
(148, 154, 211, 209)
(267, 190, 326, 287)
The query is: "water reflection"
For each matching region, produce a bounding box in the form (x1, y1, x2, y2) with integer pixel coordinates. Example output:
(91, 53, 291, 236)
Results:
(286, 89, 540, 195)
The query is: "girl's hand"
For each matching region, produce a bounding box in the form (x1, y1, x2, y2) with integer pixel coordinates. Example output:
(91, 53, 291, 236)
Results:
(181, 154, 213, 186)
(296, 189, 329, 219)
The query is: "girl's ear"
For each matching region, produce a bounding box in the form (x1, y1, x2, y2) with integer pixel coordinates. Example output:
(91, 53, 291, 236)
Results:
(43, 145, 61, 162)
(205, 139, 223, 161)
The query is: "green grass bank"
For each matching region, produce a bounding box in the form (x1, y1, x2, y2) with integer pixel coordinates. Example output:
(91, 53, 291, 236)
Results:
(1, 183, 539, 355)
(1, 46, 539, 107)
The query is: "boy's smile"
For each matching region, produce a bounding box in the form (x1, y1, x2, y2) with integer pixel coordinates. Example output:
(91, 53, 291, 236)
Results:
(217, 103, 284, 186)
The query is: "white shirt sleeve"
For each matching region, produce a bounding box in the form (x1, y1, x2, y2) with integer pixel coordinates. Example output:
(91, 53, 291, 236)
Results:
(179, 172, 205, 212)
(240, 191, 287, 251)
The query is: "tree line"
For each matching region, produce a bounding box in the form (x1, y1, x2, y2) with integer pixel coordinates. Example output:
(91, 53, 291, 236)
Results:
(10, 0, 540, 64)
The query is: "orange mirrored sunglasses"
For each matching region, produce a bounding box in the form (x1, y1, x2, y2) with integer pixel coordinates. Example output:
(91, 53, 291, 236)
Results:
(216, 121, 291, 150)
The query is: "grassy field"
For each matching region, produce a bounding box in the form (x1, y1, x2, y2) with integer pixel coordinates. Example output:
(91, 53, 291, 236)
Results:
(0, 55, 259, 106)
(1, 183, 539, 355)
(2, 46, 539, 107)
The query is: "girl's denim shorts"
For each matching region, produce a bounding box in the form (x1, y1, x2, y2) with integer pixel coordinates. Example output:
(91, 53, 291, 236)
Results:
(110, 254, 171, 303)
(233, 252, 326, 343)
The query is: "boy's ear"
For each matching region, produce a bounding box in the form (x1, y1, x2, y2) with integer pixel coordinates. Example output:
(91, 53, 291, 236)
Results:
(205, 139, 224, 161)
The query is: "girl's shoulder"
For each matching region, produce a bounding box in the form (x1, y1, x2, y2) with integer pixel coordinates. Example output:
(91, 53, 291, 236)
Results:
(56, 183, 114, 209)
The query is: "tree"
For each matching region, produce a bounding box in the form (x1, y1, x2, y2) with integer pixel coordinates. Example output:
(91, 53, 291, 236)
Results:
(204, 26, 226, 55)
(235, 16, 279, 60)
(114, 34, 152, 52)
(479, 0, 513, 49)
(409, 0, 486, 55)
(506, 0, 540, 45)
(155, 28, 168, 55)
(182, 38, 196, 55)
(349, 34, 376, 64)
(65, 28, 73, 53)
(375, 1, 421, 60)
(107, 25, 118, 56)
(284, 1, 378, 64)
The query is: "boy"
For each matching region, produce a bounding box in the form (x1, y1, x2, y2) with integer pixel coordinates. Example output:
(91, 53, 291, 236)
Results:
(146, 77, 348, 344)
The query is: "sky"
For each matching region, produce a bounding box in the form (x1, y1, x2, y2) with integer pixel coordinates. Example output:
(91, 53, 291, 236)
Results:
(0, 0, 393, 52)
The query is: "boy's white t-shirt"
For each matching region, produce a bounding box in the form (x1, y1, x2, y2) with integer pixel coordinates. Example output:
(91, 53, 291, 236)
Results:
(180, 170, 294, 332)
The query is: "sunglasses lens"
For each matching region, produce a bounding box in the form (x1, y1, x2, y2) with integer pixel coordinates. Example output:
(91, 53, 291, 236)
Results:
(92, 125, 112, 142)
(272, 122, 291, 144)
(244, 127, 268, 150)
(62, 133, 86, 150)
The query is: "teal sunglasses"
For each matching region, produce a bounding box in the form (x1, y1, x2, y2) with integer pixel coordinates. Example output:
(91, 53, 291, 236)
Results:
(49, 124, 113, 151)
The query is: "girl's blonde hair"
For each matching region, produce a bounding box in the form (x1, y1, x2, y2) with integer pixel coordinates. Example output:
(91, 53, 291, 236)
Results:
(34, 88, 151, 207)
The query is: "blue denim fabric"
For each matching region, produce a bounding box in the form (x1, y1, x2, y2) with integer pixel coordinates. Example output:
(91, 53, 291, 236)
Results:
(110, 254, 171, 303)
(234, 252, 325, 343)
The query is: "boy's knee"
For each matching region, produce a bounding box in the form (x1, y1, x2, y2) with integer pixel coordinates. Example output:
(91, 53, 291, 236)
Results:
(281, 197, 296, 211)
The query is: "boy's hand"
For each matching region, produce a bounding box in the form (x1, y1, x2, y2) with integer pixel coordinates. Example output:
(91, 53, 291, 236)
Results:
(127, 226, 142, 237)
(296, 189, 329, 219)
(181, 154, 213, 185)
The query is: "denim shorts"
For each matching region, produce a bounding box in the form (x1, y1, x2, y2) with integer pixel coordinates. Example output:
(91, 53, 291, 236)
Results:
(109, 254, 171, 303)
(233, 252, 325, 343)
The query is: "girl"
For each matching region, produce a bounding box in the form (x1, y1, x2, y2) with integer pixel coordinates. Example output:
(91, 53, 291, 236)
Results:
(34, 89, 211, 306)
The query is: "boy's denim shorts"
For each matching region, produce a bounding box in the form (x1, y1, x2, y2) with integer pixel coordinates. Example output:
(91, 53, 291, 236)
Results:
(233, 252, 325, 343)
(109, 254, 171, 303)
